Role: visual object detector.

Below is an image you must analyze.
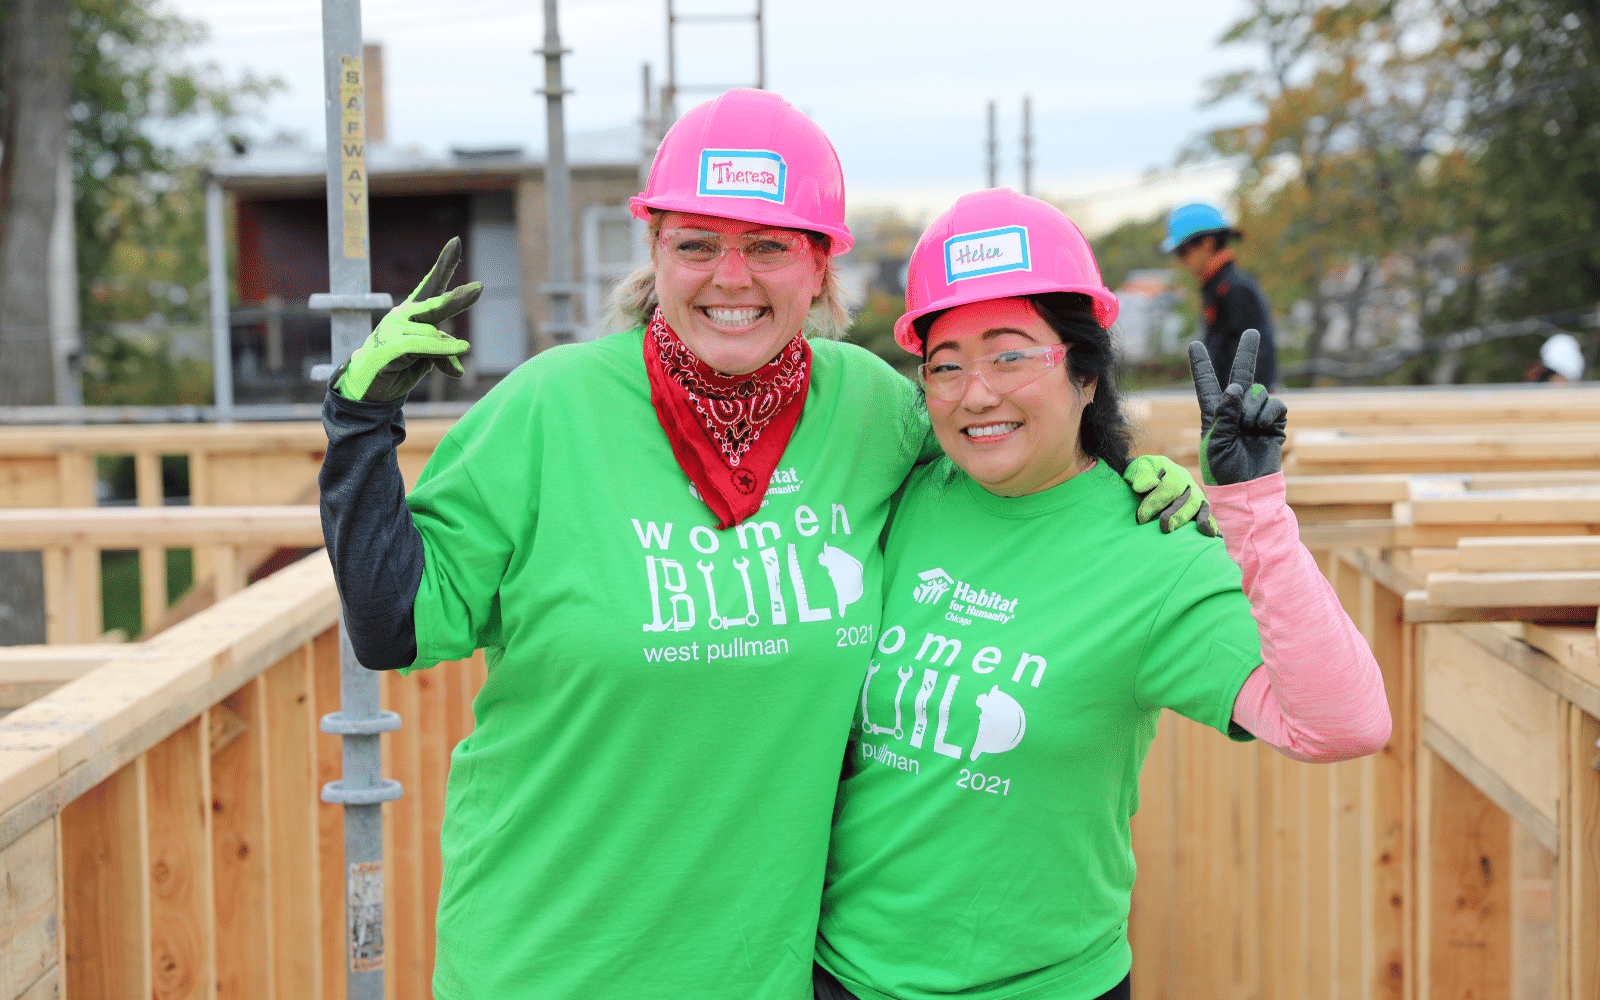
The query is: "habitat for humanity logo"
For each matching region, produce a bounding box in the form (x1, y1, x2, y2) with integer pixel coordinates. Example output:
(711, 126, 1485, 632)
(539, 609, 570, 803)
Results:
(698, 149, 786, 203)
(944, 225, 1031, 283)
(913, 568, 1020, 624)
(912, 568, 953, 604)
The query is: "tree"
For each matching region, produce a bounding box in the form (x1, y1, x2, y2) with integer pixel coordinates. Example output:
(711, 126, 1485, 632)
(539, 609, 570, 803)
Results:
(0, 0, 71, 406)
(1195, 0, 1484, 384)
(67, 0, 277, 343)
(1443, 0, 1600, 339)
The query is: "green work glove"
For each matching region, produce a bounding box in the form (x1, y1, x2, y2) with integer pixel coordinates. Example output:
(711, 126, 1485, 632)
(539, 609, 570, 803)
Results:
(334, 237, 482, 402)
(1189, 328, 1288, 486)
(1123, 454, 1218, 537)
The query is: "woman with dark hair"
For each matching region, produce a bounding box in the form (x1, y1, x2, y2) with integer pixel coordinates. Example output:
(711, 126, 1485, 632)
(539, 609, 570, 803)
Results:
(813, 189, 1392, 1000)
(321, 94, 1212, 1000)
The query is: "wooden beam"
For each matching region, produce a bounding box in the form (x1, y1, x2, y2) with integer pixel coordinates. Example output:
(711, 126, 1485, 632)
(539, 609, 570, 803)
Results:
(0, 551, 340, 855)
(1447, 622, 1600, 721)
(1403, 591, 1597, 624)
(1410, 489, 1600, 526)
(0, 506, 324, 549)
(1456, 536, 1600, 572)
(1426, 571, 1600, 609)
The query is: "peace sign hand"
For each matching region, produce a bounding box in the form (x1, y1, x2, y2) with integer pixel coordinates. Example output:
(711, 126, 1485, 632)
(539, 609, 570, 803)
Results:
(1188, 329, 1287, 486)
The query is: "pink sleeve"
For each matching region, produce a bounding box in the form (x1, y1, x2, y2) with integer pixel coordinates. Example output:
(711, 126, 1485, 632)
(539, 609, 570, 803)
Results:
(1207, 473, 1392, 763)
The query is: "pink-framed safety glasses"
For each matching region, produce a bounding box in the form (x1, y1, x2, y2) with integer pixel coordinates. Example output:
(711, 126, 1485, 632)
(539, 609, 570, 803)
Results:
(655, 228, 814, 273)
(918, 343, 1069, 402)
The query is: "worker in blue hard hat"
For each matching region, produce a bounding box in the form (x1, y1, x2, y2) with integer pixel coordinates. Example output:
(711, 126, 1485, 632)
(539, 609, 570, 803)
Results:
(1162, 202, 1279, 390)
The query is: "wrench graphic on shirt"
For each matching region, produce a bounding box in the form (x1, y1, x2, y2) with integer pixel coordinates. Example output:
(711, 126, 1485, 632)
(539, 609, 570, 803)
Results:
(861, 662, 894, 737)
(697, 561, 742, 630)
(728, 557, 760, 626)
(861, 663, 914, 740)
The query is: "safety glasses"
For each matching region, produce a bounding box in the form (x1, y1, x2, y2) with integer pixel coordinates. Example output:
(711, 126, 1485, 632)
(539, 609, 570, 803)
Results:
(918, 344, 1069, 402)
(656, 228, 813, 272)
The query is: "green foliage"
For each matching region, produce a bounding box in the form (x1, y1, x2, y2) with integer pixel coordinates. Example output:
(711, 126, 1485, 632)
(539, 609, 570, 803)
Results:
(80, 329, 212, 404)
(1444, 0, 1600, 320)
(844, 292, 917, 376)
(68, 0, 279, 332)
(1090, 213, 1167, 291)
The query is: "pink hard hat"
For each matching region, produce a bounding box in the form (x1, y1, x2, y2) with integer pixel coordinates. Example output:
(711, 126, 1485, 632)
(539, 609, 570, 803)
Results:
(893, 189, 1120, 354)
(630, 88, 852, 256)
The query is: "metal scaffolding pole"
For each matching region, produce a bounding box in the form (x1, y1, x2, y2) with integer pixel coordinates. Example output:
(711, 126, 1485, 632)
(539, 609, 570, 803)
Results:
(538, 0, 579, 348)
(986, 100, 998, 189)
(311, 2, 401, 999)
(205, 177, 234, 422)
(1021, 95, 1033, 197)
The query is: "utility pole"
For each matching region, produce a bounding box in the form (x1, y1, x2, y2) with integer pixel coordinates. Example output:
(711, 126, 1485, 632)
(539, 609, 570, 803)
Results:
(1021, 95, 1033, 197)
(311, 4, 402, 999)
(664, 0, 765, 124)
(986, 100, 998, 189)
(538, 0, 579, 349)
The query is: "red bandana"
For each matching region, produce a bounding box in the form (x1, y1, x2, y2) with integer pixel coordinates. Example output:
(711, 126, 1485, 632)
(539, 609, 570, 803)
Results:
(643, 308, 811, 528)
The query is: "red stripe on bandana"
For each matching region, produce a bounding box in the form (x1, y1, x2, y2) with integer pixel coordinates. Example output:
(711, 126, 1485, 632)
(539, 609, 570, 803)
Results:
(643, 307, 811, 528)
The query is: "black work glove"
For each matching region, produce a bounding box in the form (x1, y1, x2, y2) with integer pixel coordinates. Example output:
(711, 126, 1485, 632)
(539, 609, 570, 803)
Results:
(1189, 329, 1287, 486)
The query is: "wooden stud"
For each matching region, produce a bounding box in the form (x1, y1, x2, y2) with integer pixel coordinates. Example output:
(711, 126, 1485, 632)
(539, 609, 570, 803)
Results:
(1130, 708, 1175, 1000)
(212, 547, 239, 601)
(144, 718, 214, 1000)
(61, 760, 150, 1000)
(310, 628, 344, 1000)
(210, 679, 273, 1000)
(262, 648, 320, 1000)
(68, 547, 99, 644)
(385, 672, 424, 1000)
(135, 451, 167, 641)
(1424, 749, 1512, 1000)
(1368, 580, 1411, 1000)
(41, 548, 67, 646)
(1567, 707, 1600, 999)
(415, 666, 447, 985)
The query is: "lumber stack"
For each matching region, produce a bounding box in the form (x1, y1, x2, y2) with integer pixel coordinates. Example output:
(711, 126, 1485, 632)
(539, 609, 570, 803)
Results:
(1128, 383, 1600, 1000)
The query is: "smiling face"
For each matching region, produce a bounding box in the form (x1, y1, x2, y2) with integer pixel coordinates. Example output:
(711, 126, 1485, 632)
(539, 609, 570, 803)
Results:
(923, 297, 1096, 497)
(652, 211, 828, 375)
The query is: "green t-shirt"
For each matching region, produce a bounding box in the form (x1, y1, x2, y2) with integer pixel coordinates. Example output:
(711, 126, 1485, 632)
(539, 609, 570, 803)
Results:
(818, 459, 1261, 1000)
(405, 328, 926, 1000)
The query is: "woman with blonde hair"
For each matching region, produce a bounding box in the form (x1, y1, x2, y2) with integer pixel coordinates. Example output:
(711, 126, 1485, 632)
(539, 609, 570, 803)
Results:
(319, 92, 1207, 1000)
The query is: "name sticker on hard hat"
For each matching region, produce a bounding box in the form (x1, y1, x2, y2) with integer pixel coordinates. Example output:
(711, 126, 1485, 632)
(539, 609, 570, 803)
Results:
(944, 226, 1031, 283)
(698, 149, 787, 203)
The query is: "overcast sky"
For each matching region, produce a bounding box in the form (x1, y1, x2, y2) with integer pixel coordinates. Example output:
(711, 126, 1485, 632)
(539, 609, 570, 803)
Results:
(168, 0, 1260, 228)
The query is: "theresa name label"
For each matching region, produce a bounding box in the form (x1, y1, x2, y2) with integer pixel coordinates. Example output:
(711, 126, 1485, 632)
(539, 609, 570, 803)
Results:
(698, 149, 787, 203)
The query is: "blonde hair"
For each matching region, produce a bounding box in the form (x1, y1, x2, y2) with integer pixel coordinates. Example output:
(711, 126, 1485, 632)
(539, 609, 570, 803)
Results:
(602, 212, 852, 341)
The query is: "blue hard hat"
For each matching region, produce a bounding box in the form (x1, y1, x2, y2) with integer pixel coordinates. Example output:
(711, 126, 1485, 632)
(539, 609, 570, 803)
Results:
(1161, 202, 1232, 253)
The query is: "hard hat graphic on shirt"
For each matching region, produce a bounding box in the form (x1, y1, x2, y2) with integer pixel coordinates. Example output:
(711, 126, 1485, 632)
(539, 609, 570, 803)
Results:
(971, 686, 1026, 761)
(817, 543, 864, 616)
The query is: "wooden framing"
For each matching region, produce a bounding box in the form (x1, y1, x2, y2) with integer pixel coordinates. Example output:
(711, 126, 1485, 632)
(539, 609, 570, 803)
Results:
(1, 386, 1598, 1000)
(0, 551, 485, 1000)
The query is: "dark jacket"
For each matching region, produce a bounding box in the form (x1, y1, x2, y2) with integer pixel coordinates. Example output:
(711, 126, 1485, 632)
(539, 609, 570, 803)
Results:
(1202, 258, 1278, 390)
